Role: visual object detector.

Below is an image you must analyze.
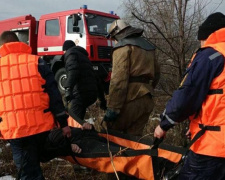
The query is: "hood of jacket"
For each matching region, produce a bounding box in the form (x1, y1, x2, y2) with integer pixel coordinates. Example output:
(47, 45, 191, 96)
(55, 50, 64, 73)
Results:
(114, 26, 144, 41)
(114, 36, 155, 51)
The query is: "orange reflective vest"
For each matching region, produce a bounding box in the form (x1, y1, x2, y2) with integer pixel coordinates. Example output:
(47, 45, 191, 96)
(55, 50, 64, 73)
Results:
(189, 28, 225, 158)
(0, 42, 55, 139)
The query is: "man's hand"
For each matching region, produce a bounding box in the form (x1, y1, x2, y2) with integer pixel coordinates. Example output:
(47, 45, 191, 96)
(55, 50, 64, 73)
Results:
(103, 109, 120, 122)
(71, 144, 82, 153)
(154, 125, 166, 139)
(185, 129, 191, 139)
(62, 126, 71, 138)
(81, 122, 93, 130)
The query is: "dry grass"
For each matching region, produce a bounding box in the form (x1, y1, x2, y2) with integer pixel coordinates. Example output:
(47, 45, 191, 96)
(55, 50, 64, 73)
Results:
(42, 160, 107, 180)
(0, 141, 17, 178)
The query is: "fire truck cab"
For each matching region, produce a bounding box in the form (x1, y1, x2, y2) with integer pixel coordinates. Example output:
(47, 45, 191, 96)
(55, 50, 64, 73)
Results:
(0, 5, 119, 93)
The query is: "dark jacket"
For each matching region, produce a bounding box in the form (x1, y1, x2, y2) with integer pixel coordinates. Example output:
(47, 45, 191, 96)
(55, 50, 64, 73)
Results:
(64, 46, 98, 106)
(38, 58, 69, 128)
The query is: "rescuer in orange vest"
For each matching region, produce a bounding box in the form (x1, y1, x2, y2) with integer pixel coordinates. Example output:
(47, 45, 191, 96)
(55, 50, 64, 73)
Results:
(0, 31, 81, 180)
(154, 12, 225, 179)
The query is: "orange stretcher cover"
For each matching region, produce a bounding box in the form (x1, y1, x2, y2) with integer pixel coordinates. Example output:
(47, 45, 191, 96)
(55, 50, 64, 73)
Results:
(63, 118, 184, 180)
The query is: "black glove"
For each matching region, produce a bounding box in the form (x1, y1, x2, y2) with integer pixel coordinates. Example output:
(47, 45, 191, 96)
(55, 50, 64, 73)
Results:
(103, 109, 119, 122)
(64, 87, 73, 103)
(100, 99, 107, 110)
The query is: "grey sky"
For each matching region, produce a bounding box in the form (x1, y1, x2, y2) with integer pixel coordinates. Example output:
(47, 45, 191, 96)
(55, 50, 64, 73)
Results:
(206, 0, 225, 14)
(0, 0, 224, 21)
(0, 0, 124, 20)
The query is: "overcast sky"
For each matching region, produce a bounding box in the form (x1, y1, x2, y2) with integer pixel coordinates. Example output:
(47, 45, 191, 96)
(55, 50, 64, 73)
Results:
(0, 0, 224, 21)
(0, 0, 123, 20)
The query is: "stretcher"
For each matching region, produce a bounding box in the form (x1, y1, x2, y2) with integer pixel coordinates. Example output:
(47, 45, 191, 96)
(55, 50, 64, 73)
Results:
(43, 124, 185, 180)
(40, 108, 185, 180)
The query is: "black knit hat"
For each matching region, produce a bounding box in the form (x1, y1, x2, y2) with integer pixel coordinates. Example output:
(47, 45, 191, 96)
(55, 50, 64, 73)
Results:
(63, 40, 75, 51)
(198, 12, 225, 40)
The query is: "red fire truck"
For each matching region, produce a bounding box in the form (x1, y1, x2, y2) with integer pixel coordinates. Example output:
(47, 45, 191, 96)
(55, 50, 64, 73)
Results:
(0, 5, 119, 93)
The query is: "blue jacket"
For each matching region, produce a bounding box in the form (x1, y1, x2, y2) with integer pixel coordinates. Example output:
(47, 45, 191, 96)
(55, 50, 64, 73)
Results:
(160, 47, 225, 131)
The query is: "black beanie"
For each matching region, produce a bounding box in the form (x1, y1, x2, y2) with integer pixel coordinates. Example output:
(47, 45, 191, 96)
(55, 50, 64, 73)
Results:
(63, 40, 75, 51)
(198, 12, 225, 40)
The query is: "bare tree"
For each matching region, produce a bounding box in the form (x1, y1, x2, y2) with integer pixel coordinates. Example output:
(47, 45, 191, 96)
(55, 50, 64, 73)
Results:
(122, 0, 214, 96)
(120, 0, 224, 146)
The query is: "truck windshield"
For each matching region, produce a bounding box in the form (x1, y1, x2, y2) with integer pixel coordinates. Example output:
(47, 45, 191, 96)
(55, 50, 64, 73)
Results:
(85, 13, 116, 36)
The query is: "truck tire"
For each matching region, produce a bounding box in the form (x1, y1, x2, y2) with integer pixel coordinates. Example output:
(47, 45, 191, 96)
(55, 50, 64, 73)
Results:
(55, 68, 67, 94)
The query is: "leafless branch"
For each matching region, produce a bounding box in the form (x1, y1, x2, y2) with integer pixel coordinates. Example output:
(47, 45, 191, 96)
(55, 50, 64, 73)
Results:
(131, 12, 179, 58)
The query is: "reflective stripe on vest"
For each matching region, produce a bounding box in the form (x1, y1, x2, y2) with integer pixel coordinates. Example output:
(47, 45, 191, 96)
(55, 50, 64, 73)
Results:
(189, 28, 225, 157)
(0, 42, 55, 139)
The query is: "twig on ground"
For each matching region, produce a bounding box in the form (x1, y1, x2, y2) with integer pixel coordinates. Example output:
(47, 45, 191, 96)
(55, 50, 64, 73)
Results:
(104, 124, 120, 180)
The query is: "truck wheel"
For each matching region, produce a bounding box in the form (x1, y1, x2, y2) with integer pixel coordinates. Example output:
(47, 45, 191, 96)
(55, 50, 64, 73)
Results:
(55, 68, 67, 94)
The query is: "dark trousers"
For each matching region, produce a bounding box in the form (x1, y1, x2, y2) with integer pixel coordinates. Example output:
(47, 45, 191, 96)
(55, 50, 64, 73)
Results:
(9, 132, 48, 180)
(69, 95, 96, 120)
(69, 99, 87, 120)
(178, 150, 225, 180)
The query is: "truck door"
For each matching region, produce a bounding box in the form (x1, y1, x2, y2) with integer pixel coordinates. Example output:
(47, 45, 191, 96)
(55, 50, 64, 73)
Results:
(38, 18, 62, 57)
(52, 14, 86, 94)
(65, 14, 86, 48)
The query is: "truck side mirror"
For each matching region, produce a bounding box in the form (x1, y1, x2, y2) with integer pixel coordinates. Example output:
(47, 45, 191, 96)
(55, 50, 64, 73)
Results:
(72, 14, 81, 26)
